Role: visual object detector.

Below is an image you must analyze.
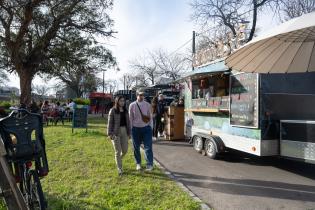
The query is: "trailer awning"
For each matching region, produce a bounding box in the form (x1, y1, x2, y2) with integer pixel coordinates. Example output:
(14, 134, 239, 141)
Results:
(176, 58, 230, 82)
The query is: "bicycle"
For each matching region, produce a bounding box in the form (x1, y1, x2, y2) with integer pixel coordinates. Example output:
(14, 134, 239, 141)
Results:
(15, 159, 47, 209)
(0, 109, 49, 210)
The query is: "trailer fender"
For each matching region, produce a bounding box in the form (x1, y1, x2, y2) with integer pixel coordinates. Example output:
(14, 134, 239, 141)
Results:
(193, 133, 225, 153)
(211, 135, 226, 153)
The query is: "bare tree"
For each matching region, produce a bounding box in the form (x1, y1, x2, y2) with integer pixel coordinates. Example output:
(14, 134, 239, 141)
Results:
(155, 49, 189, 81)
(129, 49, 189, 84)
(120, 73, 136, 90)
(129, 53, 160, 85)
(53, 82, 66, 100)
(134, 73, 149, 87)
(33, 84, 50, 99)
(190, 0, 273, 42)
(58, 68, 99, 98)
(277, 0, 315, 20)
(106, 79, 117, 94)
(0, 70, 8, 86)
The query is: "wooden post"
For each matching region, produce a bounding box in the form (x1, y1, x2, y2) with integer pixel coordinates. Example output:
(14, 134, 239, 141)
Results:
(0, 139, 27, 210)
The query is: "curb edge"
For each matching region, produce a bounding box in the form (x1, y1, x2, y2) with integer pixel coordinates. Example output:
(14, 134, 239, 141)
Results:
(153, 157, 212, 210)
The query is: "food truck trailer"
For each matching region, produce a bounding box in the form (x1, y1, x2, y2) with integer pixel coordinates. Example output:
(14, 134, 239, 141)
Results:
(183, 58, 315, 163)
(89, 92, 113, 114)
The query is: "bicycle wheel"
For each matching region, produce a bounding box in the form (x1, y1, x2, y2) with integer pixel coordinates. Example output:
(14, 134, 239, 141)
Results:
(28, 170, 47, 210)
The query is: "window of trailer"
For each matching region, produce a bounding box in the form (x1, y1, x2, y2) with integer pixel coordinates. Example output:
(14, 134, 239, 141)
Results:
(191, 73, 230, 112)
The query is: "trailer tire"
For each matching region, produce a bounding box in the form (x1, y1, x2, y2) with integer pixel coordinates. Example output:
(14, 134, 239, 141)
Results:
(205, 138, 218, 159)
(193, 136, 203, 153)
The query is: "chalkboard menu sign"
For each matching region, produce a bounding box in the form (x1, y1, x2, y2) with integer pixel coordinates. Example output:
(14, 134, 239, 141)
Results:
(230, 73, 259, 128)
(72, 107, 88, 132)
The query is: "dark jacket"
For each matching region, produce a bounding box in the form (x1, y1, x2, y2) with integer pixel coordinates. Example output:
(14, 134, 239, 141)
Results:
(157, 100, 166, 116)
(107, 108, 131, 137)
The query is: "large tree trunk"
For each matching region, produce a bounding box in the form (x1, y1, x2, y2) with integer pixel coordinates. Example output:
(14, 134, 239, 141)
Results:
(18, 71, 34, 105)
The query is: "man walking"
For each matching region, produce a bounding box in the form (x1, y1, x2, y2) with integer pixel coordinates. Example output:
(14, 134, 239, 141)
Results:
(129, 89, 154, 171)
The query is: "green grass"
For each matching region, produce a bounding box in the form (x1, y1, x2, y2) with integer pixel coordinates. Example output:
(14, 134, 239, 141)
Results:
(1, 117, 200, 210)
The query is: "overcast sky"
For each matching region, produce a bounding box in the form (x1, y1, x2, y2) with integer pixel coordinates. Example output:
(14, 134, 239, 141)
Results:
(8, 0, 278, 92)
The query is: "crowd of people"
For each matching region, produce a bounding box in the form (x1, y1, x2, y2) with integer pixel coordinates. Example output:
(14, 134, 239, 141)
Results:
(107, 88, 184, 176)
(8, 99, 76, 125)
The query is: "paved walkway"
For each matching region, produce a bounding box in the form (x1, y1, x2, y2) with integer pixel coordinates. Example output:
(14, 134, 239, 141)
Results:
(153, 139, 315, 210)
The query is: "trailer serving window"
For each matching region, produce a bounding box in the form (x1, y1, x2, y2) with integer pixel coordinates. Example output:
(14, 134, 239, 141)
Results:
(190, 73, 230, 112)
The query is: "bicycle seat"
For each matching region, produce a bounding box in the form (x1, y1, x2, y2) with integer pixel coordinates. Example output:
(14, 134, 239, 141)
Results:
(0, 109, 44, 161)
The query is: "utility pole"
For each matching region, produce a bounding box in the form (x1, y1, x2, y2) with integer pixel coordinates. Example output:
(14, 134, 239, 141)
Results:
(102, 70, 106, 118)
(192, 31, 196, 71)
(123, 75, 126, 90)
(102, 70, 105, 93)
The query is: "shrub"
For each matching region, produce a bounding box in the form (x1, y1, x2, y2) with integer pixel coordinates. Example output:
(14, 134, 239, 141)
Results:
(74, 98, 90, 105)
(0, 101, 11, 109)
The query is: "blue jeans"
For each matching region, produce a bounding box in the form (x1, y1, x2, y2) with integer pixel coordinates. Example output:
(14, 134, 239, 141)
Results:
(131, 125, 153, 166)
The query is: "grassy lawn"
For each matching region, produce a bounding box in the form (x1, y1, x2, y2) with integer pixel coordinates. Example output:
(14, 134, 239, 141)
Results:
(1, 116, 200, 210)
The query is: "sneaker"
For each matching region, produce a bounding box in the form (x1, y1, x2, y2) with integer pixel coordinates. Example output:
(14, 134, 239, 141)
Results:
(118, 168, 123, 176)
(136, 164, 141, 171)
(145, 165, 153, 171)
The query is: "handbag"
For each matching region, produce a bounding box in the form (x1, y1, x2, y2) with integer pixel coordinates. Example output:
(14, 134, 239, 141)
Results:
(136, 102, 151, 123)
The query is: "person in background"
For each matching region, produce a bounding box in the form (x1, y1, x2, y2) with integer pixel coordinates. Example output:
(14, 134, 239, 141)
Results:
(41, 101, 50, 124)
(129, 89, 154, 171)
(38, 100, 43, 109)
(107, 96, 131, 176)
(125, 99, 131, 111)
(170, 96, 179, 107)
(68, 99, 75, 109)
(95, 100, 100, 114)
(28, 99, 40, 113)
(54, 101, 65, 125)
(156, 94, 166, 138)
(41, 101, 50, 113)
(67, 99, 75, 121)
(178, 97, 184, 107)
(151, 96, 158, 140)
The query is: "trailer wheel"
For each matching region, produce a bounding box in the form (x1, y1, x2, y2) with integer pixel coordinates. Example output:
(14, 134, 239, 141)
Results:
(205, 138, 218, 159)
(193, 136, 203, 153)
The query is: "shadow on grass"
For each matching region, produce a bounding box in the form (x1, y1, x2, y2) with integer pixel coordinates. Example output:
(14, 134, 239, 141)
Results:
(46, 194, 110, 210)
(123, 169, 171, 181)
(70, 130, 106, 137)
(56, 124, 106, 131)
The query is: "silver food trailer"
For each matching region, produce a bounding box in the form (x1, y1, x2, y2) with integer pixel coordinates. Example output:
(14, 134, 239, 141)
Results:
(182, 59, 315, 163)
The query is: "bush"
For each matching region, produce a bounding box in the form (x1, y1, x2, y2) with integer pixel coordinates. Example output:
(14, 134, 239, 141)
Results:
(0, 101, 11, 109)
(73, 98, 90, 105)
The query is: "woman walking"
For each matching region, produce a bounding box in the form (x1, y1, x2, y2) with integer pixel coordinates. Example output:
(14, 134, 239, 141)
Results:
(107, 96, 131, 176)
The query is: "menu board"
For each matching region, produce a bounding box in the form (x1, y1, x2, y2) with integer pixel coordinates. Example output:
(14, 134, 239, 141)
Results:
(230, 73, 259, 128)
(72, 107, 88, 130)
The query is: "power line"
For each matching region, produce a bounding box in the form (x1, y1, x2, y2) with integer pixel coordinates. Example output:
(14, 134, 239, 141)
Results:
(168, 38, 193, 57)
(167, 25, 220, 57)
(196, 25, 220, 37)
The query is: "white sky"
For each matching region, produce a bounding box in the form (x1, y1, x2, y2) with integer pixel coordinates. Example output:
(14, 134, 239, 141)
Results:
(7, 1, 279, 92)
